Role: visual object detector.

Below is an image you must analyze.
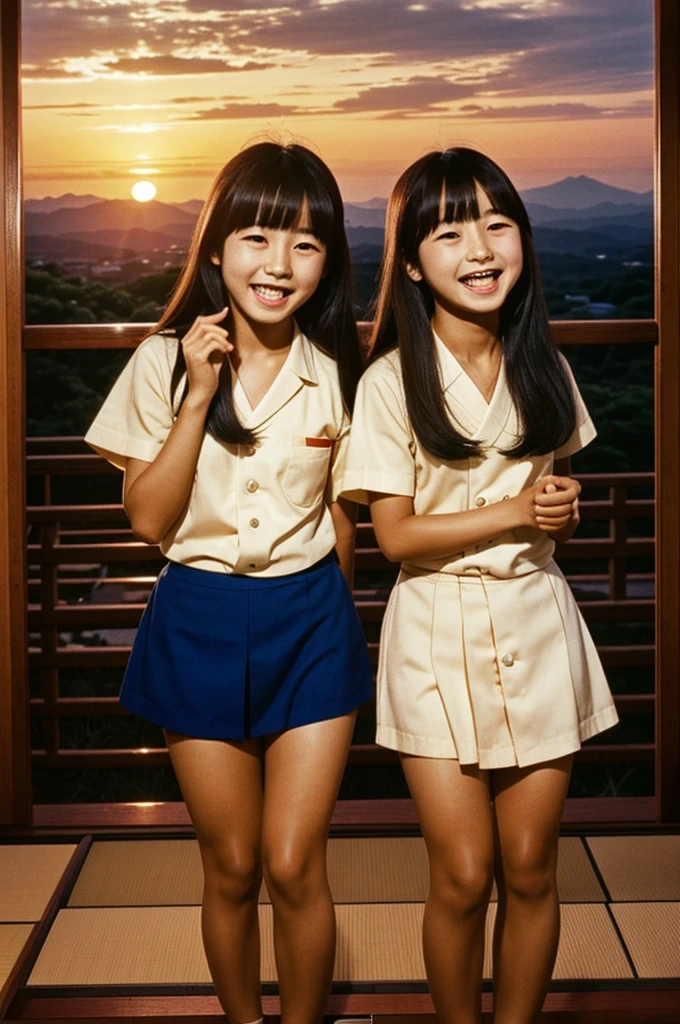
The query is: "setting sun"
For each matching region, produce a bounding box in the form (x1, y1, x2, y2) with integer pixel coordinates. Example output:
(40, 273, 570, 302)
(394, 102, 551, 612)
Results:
(131, 180, 157, 202)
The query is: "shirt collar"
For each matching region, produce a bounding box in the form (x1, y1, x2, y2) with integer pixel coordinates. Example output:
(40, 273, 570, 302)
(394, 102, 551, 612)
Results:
(433, 329, 466, 392)
(234, 327, 318, 430)
(287, 326, 319, 387)
(432, 329, 516, 446)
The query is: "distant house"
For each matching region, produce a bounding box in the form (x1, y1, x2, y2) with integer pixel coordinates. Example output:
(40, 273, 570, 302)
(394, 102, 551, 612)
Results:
(61, 260, 93, 276)
(586, 302, 617, 317)
(91, 262, 122, 277)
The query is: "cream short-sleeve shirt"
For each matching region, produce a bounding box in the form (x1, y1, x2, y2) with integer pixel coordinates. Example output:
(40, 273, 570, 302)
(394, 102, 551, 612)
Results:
(342, 335, 596, 579)
(85, 330, 350, 576)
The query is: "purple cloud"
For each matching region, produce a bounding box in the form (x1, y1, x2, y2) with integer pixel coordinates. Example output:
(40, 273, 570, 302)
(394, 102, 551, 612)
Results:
(182, 102, 304, 120)
(21, 0, 653, 105)
(333, 77, 479, 115)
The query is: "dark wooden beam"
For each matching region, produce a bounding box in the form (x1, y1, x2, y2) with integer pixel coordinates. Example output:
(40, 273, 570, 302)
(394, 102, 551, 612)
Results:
(655, 0, 680, 823)
(7, 987, 680, 1023)
(27, 795, 656, 832)
(22, 319, 658, 351)
(0, 0, 31, 825)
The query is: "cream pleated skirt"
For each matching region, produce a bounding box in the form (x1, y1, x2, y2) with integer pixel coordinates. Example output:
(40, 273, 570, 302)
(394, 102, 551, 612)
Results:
(376, 561, 619, 769)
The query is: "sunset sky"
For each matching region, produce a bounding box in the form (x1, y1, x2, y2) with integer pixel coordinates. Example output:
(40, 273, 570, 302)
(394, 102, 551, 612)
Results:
(20, 0, 654, 203)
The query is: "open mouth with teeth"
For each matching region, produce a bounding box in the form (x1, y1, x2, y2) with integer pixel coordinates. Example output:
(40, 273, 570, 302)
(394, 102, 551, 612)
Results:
(458, 269, 502, 293)
(251, 283, 293, 306)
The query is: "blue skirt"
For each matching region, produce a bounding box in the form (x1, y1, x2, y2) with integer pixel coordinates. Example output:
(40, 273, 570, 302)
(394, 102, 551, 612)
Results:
(119, 554, 374, 739)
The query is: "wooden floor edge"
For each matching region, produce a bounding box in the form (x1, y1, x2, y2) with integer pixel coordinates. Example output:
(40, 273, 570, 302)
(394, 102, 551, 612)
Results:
(7, 988, 680, 1021)
(7, 795, 658, 834)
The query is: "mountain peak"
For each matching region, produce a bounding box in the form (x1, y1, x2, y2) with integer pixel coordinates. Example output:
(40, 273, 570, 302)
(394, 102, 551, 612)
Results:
(520, 176, 652, 210)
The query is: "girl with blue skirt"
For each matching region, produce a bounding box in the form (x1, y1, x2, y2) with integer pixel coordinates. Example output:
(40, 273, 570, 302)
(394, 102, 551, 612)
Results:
(85, 141, 373, 1023)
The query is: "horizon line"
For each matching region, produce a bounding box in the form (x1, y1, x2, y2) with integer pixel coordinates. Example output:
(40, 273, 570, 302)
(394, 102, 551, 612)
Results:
(24, 172, 655, 207)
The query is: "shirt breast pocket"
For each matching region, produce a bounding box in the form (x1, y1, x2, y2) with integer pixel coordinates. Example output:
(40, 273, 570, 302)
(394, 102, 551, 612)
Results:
(283, 445, 333, 508)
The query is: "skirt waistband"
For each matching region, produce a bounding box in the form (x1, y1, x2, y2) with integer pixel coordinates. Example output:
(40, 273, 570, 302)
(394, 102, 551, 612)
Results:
(400, 562, 548, 585)
(163, 550, 337, 591)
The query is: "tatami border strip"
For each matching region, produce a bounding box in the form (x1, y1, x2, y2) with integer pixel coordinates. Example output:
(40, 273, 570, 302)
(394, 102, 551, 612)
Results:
(0, 923, 40, 1020)
(579, 837, 641, 979)
(2, 837, 92, 1021)
(580, 836, 614, 902)
(16, 977, 680, 998)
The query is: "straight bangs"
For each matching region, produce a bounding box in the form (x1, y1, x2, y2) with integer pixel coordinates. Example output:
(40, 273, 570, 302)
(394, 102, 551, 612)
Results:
(203, 150, 338, 257)
(402, 149, 531, 260)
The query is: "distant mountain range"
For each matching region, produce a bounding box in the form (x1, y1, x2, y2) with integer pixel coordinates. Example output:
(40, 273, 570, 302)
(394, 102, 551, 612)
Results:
(26, 175, 652, 218)
(342, 176, 652, 228)
(24, 199, 196, 237)
(24, 175, 653, 266)
(24, 193, 102, 214)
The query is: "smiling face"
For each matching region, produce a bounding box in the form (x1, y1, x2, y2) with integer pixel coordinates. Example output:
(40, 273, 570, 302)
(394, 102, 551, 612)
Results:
(211, 204, 327, 334)
(406, 181, 524, 324)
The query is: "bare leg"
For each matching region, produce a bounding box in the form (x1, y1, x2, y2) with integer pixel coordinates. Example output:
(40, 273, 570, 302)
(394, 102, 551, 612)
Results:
(491, 755, 572, 1024)
(401, 755, 495, 1024)
(262, 713, 356, 1024)
(166, 731, 264, 1022)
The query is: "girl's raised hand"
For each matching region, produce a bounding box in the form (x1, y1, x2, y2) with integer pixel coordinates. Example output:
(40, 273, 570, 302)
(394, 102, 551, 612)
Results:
(181, 308, 232, 404)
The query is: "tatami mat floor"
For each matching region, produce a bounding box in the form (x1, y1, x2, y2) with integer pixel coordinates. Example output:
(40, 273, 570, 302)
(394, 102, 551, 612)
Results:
(0, 835, 678, 995)
(24, 902, 635, 987)
(65, 835, 605, 907)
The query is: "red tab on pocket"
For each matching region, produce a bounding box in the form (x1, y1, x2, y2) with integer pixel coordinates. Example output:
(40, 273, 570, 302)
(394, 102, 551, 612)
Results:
(305, 437, 334, 448)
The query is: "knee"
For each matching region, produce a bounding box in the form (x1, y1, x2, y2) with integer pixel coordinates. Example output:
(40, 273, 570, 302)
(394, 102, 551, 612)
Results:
(202, 847, 262, 905)
(502, 851, 557, 903)
(431, 859, 494, 917)
(263, 850, 326, 909)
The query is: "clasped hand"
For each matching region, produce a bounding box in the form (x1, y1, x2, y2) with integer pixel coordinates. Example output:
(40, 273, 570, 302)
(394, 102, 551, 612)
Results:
(510, 474, 581, 540)
(521, 474, 581, 538)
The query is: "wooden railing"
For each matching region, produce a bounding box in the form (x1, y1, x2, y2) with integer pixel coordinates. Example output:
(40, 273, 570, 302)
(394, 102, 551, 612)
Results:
(26, 438, 655, 779)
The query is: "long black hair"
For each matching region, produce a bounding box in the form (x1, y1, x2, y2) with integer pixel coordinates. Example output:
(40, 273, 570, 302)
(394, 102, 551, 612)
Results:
(371, 147, 576, 460)
(156, 142, 362, 446)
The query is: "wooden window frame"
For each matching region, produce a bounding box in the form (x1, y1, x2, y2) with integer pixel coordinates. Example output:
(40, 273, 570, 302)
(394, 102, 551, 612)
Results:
(1, 0, 678, 827)
(653, 0, 680, 822)
(0, 0, 31, 827)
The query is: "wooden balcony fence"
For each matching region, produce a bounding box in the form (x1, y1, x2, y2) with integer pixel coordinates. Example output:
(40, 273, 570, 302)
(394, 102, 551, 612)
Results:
(25, 437, 655, 783)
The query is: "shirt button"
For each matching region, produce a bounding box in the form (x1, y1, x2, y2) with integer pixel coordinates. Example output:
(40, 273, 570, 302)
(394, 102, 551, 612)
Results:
(475, 496, 487, 507)
(246, 446, 256, 457)
(249, 562, 257, 569)
(249, 518, 260, 529)
(501, 653, 514, 667)
(246, 479, 259, 493)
